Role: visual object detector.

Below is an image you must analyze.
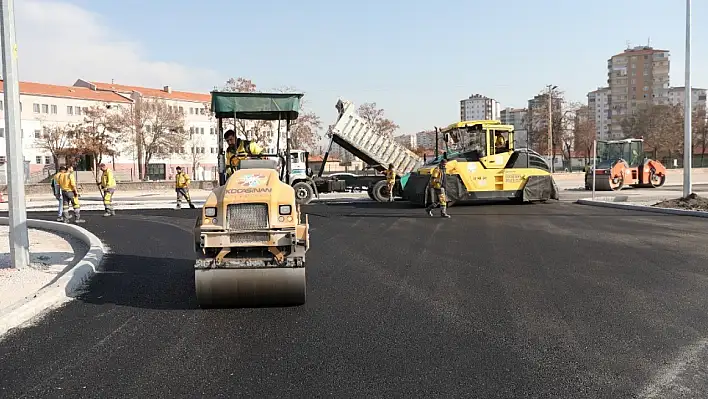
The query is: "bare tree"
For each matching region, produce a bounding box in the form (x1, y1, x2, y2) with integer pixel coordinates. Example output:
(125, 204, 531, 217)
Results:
(620, 103, 683, 159)
(74, 105, 119, 186)
(572, 105, 596, 164)
(35, 123, 77, 170)
(186, 128, 207, 176)
(526, 87, 567, 166)
(271, 85, 323, 151)
(220, 77, 273, 146)
(693, 105, 708, 166)
(357, 102, 399, 137)
(114, 97, 187, 179)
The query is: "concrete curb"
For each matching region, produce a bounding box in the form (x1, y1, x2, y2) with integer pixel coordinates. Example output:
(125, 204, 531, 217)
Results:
(0, 217, 105, 338)
(576, 199, 708, 218)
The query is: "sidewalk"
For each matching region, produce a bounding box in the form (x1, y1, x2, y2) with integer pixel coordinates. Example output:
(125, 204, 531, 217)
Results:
(0, 226, 86, 315)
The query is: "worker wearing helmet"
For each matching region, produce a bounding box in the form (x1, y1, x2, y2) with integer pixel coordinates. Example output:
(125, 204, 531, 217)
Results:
(175, 166, 196, 209)
(51, 166, 67, 221)
(384, 163, 396, 202)
(224, 129, 264, 178)
(425, 159, 450, 218)
(57, 165, 85, 223)
(99, 163, 116, 217)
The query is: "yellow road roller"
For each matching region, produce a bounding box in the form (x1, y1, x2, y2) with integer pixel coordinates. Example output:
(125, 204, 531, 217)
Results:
(401, 120, 560, 206)
(194, 91, 310, 308)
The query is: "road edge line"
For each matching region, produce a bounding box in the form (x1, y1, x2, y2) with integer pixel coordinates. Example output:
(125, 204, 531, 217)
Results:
(575, 199, 708, 218)
(0, 217, 105, 338)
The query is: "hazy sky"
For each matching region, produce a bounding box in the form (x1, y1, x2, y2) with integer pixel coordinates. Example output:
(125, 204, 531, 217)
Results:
(11, 0, 708, 137)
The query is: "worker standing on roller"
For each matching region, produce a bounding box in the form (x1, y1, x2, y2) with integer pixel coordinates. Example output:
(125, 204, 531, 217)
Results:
(425, 159, 450, 218)
(224, 129, 264, 179)
(99, 163, 116, 217)
(57, 165, 85, 223)
(384, 163, 396, 202)
(175, 166, 196, 209)
(51, 166, 66, 221)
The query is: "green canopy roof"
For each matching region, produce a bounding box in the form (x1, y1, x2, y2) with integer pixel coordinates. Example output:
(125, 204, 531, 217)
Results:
(210, 91, 304, 120)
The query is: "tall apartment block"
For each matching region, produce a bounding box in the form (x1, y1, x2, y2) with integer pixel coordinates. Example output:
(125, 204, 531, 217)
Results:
(460, 94, 501, 121)
(587, 87, 611, 140)
(499, 107, 529, 148)
(607, 46, 670, 138)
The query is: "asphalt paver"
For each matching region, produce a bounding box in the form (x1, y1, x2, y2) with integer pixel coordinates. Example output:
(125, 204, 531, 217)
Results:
(0, 200, 707, 398)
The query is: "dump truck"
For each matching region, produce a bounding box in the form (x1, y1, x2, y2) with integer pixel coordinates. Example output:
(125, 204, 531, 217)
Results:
(304, 99, 425, 202)
(193, 91, 310, 308)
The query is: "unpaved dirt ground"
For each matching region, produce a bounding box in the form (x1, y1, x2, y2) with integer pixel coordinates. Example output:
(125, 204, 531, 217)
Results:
(653, 193, 708, 211)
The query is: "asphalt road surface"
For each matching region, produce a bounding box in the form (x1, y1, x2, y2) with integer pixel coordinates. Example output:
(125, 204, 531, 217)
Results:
(1, 201, 708, 398)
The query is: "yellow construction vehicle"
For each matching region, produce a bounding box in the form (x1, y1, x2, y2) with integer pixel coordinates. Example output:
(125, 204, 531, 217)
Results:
(401, 120, 560, 206)
(194, 91, 309, 308)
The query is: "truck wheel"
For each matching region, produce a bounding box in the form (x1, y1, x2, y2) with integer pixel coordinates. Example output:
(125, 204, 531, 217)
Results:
(367, 186, 376, 200)
(293, 182, 314, 205)
(371, 180, 391, 202)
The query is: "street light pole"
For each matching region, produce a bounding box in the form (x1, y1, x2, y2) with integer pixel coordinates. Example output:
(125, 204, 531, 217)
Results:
(546, 85, 557, 173)
(0, 0, 30, 269)
(683, 0, 692, 198)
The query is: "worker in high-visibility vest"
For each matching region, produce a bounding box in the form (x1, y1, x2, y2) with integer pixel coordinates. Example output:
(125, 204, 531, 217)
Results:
(425, 159, 450, 218)
(57, 165, 85, 223)
(99, 163, 116, 216)
(51, 166, 67, 221)
(175, 166, 196, 209)
(224, 129, 264, 179)
(384, 163, 396, 202)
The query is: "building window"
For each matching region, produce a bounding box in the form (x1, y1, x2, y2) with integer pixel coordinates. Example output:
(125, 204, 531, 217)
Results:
(179, 106, 184, 113)
(75, 106, 81, 115)
(33, 103, 40, 113)
(0, 128, 4, 137)
(210, 127, 215, 135)
(189, 127, 194, 134)
(200, 127, 205, 134)
(211, 147, 216, 154)
(42, 104, 49, 113)
(67, 106, 73, 115)
(44, 156, 51, 164)
(190, 108, 194, 114)
(0, 100, 3, 111)
(51, 105, 57, 114)
(35, 156, 42, 164)
(34, 129, 41, 138)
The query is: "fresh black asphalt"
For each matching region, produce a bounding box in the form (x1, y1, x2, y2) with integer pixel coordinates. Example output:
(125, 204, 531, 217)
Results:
(1, 201, 708, 398)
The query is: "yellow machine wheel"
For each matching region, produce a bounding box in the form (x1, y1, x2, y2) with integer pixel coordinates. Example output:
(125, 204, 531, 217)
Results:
(195, 267, 306, 308)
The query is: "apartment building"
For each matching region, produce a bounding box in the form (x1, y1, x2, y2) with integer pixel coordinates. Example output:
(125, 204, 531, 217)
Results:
(607, 46, 670, 137)
(587, 87, 612, 140)
(460, 94, 501, 121)
(499, 107, 529, 148)
(73, 79, 221, 179)
(667, 86, 707, 109)
(394, 133, 417, 149)
(415, 130, 444, 151)
(0, 80, 132, 181)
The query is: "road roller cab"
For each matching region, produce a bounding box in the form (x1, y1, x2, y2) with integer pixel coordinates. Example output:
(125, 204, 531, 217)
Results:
(194, 90, 309, 308)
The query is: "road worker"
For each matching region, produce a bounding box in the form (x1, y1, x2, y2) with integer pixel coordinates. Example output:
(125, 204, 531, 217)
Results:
(494, 132, 507, 152)
(425, 159, 450, 218)
(51, 166, 67, 221)
(175, 166, 196, 209)
(224, 129, 264, 179)
(57, 165, 85, 223)
(384, 163, 396, 202)
(99, 163, 116, 216)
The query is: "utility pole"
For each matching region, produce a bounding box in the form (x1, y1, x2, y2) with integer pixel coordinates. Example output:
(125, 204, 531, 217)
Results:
(1, 0, 30, 269)
(546, 85, 557, 172)
(683, 0, 692, 198)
